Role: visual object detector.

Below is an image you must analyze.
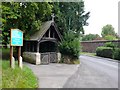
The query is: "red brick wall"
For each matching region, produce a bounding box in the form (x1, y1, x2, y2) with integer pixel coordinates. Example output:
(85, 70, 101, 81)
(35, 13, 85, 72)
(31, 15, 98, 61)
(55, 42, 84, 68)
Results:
(81, 40, 120, 53)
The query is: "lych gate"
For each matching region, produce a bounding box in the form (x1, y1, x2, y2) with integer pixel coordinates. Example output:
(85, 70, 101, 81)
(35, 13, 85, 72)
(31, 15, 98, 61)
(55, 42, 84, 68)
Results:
(22, 21, 62, 64)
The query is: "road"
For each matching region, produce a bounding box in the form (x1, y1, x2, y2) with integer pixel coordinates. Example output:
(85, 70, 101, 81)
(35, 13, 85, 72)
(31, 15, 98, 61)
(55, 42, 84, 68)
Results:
(25, 55, 119, 88)
(63, 55, 118, 88)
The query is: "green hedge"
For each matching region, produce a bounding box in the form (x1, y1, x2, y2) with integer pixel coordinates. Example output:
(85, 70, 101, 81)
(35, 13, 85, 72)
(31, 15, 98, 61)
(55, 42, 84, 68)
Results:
(96, 46, 120, 60)
(96, 47, 113, 58)
(113, 48, 120, 60)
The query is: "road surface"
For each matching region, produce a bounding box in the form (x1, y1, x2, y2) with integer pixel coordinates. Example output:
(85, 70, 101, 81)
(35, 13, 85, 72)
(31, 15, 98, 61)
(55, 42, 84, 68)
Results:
(63, 55, 118, 88)
(25, 55, 118, 88)
(25, 63, 78, 88)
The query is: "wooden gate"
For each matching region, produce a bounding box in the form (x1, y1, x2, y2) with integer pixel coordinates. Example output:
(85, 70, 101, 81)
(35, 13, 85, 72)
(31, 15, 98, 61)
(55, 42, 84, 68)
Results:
(41, 52, 57, 64)
(50, 52, 57, 63)
(41, 53, 49, 64)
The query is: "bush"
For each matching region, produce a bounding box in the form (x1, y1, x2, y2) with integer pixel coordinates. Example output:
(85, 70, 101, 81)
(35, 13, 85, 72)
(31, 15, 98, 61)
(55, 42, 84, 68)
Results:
(96, 47, 113, 58)
(113, 48, 120, 60)
(59, 31, 81, 63)
(104, 42, 117, 49)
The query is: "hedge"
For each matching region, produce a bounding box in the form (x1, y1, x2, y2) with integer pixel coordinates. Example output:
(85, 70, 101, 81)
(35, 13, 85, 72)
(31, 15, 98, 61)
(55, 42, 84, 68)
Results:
(96, 47, 113, 58)
(113, 48, 120, 60)
(96, 46, 120, 60)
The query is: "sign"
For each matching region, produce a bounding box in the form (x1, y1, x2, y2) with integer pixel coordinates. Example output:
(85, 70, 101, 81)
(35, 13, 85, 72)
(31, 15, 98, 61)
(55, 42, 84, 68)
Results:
(10, 29, 23, 46)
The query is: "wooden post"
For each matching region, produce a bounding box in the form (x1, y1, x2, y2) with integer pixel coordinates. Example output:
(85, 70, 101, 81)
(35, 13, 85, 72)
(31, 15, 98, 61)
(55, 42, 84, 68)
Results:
(37, 43, 39, 52)
(18, 46, 21, 67)
(10, 46, 13, 67)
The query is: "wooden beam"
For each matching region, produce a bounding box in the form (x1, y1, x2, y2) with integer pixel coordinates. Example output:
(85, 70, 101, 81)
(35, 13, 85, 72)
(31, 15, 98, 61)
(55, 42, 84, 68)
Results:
(49, 29, 50, 38)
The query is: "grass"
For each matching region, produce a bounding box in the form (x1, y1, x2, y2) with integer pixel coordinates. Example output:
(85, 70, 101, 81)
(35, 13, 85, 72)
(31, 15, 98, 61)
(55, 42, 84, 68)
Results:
(0, 60, 2, 89)
(2, 60, 38, 88)
(81, 52, 96, 56)
(72, 59, 80, 64)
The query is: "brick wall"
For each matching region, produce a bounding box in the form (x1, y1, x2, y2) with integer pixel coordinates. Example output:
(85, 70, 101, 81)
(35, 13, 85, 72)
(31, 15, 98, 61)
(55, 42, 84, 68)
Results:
(81, 40, 120, 53)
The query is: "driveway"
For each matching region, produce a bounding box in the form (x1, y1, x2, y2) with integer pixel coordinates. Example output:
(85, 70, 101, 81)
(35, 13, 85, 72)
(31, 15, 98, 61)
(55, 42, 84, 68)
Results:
(25, 63, 78, 88)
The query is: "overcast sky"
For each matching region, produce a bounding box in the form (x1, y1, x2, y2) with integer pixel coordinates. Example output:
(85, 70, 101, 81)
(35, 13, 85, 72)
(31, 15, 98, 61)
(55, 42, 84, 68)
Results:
(83, 0, 119, 36)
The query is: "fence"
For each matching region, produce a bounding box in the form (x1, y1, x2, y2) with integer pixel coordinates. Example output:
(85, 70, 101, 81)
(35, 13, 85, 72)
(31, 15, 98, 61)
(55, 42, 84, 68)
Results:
(81, 40, 120, 53)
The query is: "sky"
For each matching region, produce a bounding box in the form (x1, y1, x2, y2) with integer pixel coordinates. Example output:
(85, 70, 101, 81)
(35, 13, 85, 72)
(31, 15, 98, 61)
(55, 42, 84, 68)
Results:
(83, 0, 119, 36)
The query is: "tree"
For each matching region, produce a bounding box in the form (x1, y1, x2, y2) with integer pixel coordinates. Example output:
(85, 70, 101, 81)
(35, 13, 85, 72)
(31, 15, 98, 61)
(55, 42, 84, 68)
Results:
(54, 1, 90, 61)
(1, 2, 53, 47)
(82, 34, 100, 41)
(52, 2, 90, 36)
(1, 2, 90, 61)
(104, 35, 118, 40)
(101, 24, 116, 38)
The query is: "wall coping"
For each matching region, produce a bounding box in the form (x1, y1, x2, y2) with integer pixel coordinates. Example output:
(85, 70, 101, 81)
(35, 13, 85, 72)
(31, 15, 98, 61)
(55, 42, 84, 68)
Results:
(81, 40, 120, 43)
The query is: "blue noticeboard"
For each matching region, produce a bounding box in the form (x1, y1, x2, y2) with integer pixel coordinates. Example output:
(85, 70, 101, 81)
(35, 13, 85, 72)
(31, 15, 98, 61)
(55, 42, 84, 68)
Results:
(10, 29, 23, 46)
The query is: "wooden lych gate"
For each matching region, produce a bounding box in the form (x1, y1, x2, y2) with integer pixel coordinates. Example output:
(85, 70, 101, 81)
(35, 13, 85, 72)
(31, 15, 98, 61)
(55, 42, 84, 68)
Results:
(23, 20, 62, 64)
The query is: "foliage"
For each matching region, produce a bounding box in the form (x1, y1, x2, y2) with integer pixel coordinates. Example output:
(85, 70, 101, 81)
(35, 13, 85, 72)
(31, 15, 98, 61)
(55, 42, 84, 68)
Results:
(1, 2, 90, 46)
(1, 2, 53, 46)
(96, 43, 120, 60)
(2, 60, 38, 88)
(52, 2, 90, 36)
(96, 47, 113, 58)
(55, 1, 90, 61)
(113, 48, 120, 60)
(2, 2, 90, 62)
(0, 60, 1, 89)
(104, 35, 118, 40)
(2, 48, 17, 60)
(104, 42, 117, 49)
(101, 24, 116, 38)
(59, 31, 81, 60)
(82, 34, 100, 41)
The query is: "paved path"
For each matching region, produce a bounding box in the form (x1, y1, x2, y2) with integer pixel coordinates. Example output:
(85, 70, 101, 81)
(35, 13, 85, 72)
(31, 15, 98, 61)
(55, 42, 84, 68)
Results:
(25, 63, 78, 88)
(63, 55, 118, 88)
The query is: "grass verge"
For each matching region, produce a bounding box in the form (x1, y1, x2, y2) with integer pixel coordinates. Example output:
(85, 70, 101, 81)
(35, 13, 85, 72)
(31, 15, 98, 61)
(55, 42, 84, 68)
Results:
(81, 52, 96, 56)
(0, 60, 2, 89)
(2, 60, 38, 88)
(72, 59, 80, 64)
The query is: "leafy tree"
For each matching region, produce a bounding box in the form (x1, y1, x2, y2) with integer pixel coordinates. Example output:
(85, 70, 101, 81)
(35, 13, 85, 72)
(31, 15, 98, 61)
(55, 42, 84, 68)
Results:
(52, 2, 90, 36)
(82, 34, 100, 41)
(104, 35, 118, 40)
(1, 2, 53, 47)
(101, 24, 116, 38)
(1, 1, 90, 61)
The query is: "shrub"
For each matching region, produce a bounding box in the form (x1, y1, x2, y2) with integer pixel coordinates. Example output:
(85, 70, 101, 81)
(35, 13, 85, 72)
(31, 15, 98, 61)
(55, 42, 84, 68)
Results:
(113, 48, 120, 60)
(96, 47, 113, 58)
(104, 42, 117, 49)
(59, 31, 81, 63)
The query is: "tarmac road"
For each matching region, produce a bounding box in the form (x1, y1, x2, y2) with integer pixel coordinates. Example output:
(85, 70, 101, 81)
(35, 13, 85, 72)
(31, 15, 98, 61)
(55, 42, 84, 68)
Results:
(63, 55, 118, 88)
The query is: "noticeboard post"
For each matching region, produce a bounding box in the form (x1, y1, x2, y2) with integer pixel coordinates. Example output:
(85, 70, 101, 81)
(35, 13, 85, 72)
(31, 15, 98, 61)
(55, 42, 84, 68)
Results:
(10, 29, 23, 69)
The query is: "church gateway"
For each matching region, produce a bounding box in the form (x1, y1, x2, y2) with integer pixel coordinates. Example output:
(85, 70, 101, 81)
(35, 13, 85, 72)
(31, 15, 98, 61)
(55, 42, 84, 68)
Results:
(22, 20, 62, 64)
